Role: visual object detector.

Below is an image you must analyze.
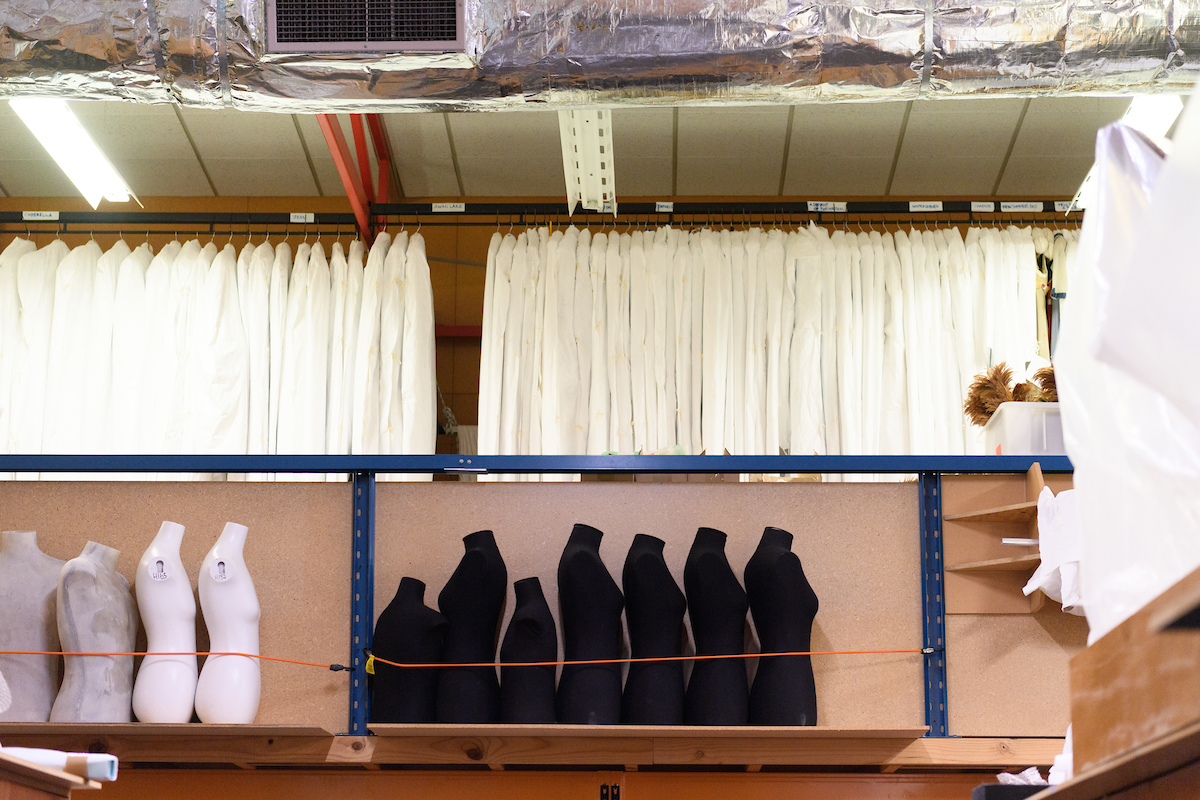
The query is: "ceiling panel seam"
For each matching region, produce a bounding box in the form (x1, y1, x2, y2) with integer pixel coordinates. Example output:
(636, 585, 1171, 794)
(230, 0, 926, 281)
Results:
(292, 114, 325, 196)
(778, 105, 796, 196)
(992, 98, 1032, 196)
(173, 106, 219, 197)
(443, 113, 466, 197)
(671, 108, 679, 197)
(0, 177, 8, 197)
(884, 101, 913, 196)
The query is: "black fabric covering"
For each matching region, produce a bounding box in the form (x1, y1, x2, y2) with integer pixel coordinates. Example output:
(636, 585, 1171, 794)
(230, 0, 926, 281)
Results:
(499, 577, 558, 723)
(744, 526, 819, 725)
(369, 577, 446, 723)
(621, 533, 686, 724)
(556, 523, 624, 725)
(683, 527, 750, 725)
(435, 530, 507, 723)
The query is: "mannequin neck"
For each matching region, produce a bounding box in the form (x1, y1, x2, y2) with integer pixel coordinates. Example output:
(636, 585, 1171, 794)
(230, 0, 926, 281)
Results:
(631, 533, 665, 555)
(514, 577, 544, 605)
(694, 527, 727, 550)
(2, 530, 42, 554)
(463, 530, 496, 551)
(761, 527, 793, 550)
(397, 577, 426, 602)
(216, 522, 248, 554)
(568, 524, 603, 550)
(155, 521, 186, 551)
(81, 541, 120, 570)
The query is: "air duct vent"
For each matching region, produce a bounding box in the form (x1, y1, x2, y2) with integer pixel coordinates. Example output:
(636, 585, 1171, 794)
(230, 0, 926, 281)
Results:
(267, 0, 463, 53)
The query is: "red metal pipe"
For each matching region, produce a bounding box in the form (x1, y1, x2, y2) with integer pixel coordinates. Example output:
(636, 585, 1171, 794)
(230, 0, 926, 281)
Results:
(366, 115, 392, 206)
(317, 113, 373, 245)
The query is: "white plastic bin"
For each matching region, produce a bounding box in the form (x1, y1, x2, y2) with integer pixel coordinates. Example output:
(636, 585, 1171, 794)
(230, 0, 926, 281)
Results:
(983, 401, 1065, 456)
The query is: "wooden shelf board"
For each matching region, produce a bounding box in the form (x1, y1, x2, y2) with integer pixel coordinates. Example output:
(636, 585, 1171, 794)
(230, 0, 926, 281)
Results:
(945, 500, 1038, 523)
(0, 725, 337, 767)
(946, 554, 1041, 573)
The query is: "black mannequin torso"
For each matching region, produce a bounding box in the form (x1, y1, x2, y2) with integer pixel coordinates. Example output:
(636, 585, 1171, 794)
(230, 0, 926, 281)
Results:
(499, 577, 558, 723)
(556, 523, 624, 724)
(683, 527, 749, 726)
(370, 577, 446, 723)
(622, 534, 686, 724)
(744, 526, 819, 725)
(436, 530, 507, 723)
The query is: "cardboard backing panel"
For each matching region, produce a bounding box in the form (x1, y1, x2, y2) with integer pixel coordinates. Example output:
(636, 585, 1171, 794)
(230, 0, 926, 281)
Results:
(0, 482, 351, 732)
(374, 481, 924, 728)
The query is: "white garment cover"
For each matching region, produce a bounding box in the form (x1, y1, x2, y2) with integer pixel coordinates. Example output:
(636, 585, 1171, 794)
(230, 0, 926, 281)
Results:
(1024, 486, 1085, 615)
(398, 233, 437, 481)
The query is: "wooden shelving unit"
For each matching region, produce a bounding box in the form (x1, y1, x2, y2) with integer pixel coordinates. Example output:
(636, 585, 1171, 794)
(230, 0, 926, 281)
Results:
(0, 750, 99, 798)
(941, 463, 1070, 614)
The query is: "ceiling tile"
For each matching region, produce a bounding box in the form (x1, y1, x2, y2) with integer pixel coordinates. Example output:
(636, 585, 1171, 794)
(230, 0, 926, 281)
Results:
(383, 112, 459, 197)
(889, 97, 1026, 195)
(1008, 96, 1130, 159)
(448, 111, 563, 197)
(611, 108, 673, 197)
(204, 158, 319, 196)
(784, 101, 909, 196)
(675, 106, 789, 195)
(0, 159, 77, 197)
(292, 114, 343, 196)
(110, 159, 215, 197)
(179, 107, 308, 160)
(994, 156, 1095, 196)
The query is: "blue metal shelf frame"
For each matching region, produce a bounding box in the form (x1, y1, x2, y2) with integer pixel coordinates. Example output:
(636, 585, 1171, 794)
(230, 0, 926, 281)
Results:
(0, 453, 1071, 739)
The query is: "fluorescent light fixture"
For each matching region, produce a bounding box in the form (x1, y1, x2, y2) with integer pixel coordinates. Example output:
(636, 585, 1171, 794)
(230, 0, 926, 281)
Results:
(9, 98, 135, 209)
(1069, 94, 1185, 211)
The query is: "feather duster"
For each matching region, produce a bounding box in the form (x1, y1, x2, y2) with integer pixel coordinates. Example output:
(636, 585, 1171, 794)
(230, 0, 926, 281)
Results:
(964, 363, 1015, 427)
(1013, 382, 1039, 402)
(1033, 365, 1057, 402)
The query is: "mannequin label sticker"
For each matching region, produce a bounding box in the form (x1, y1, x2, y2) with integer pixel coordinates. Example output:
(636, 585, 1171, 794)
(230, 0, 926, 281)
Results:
(211, 561, 230, 582)
(150, 560, 169, 581)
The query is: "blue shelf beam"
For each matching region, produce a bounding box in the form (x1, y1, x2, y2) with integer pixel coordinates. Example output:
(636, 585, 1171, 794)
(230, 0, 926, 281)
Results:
(918, 472, 949, 737)
(349, 471, 376, 735)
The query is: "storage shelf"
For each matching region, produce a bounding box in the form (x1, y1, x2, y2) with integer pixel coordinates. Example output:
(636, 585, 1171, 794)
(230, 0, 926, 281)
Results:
(944, 500, 1038, 523)
(946, 554, 1041, 573)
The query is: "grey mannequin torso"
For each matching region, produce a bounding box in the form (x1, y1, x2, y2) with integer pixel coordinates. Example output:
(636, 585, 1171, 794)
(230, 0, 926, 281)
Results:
(0, 531, 65, 721)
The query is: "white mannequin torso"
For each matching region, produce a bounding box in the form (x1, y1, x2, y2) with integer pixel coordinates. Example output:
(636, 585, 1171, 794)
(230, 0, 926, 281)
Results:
(195, 523, 260, 724)
(132, 521, 197, 723)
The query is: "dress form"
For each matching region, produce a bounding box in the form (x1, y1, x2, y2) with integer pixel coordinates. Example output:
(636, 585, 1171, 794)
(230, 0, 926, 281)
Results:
(371, 577, 446, 723)
(683, 527, 749, 726)
(51, 542, 136, 722)
(132, 521, 197, 723)
(0, 531, 65, 721)
(436, 530, 507, 723)
(622, 534, 686, 724)
(745, 527, 819, 725)
(195, 523, 261, 724)
(556, 524, 624, 725)
(499, 577, 557, 723)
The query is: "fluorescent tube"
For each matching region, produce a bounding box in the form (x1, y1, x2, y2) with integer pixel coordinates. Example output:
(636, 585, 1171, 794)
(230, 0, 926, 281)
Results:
(9, 98, 134, 209)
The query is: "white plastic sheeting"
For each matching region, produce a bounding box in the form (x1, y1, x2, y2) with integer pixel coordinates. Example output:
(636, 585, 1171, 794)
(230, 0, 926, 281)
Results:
(477, 223, 1062, 469)
(0, 233, 437, 480)
(1057, 94, 1200, 644)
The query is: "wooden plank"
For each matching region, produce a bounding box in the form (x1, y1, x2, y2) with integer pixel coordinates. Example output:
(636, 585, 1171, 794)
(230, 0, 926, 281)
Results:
(0, 752, 98, 798)
(946, 554, 1041, 573)
(1071, 563, 1200, 773)
(944, 501, 1038, 523)
(367, 731, 655, 766)
(0, 726, 336, 766)
(1028, 718, 1200, 800)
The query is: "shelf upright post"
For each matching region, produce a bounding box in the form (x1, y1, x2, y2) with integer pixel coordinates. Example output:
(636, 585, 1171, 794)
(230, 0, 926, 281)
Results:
(919, 471, 950, 737)
(349, 469, 377, 735)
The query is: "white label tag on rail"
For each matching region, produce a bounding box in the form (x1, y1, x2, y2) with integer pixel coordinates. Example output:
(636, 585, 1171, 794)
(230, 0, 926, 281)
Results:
(807, 201, 847, 213)
(971, 201, 995, 213)
(289, 213, 315, 223)
(22, 210, 59, 221)
(655, 202, 674, 212)
(433, 202, 465, 213)
(1000, 201, 1044, 213)
(908, 201, 943, 212)
(1054, 200, 1078, 213)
